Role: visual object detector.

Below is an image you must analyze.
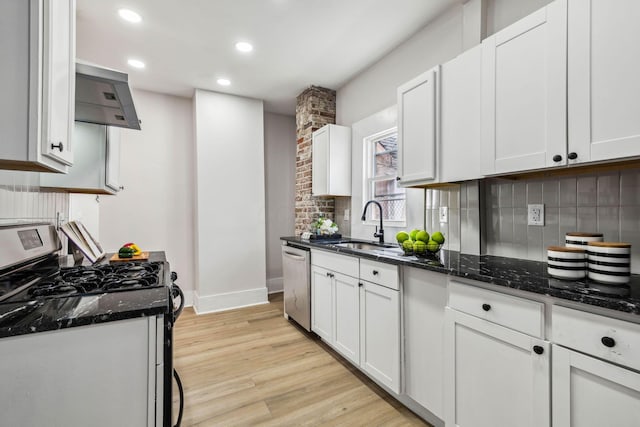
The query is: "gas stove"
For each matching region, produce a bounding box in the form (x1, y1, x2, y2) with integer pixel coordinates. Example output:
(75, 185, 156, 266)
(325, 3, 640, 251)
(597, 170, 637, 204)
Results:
(0, 222, 184, 427)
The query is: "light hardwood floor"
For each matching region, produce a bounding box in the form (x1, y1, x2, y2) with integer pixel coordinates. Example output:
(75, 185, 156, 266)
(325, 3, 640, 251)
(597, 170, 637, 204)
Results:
(172, 292, 430, 426)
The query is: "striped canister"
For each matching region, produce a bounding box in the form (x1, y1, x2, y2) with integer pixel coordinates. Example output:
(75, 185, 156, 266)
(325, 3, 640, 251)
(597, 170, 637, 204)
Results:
(565, 232, 603, 249)
(587, 242, 631, 285)
(547, 246, 587, 280)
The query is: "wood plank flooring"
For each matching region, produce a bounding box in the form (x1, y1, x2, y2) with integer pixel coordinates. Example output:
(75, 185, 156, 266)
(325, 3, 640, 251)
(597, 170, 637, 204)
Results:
(172, 292, 430, 426)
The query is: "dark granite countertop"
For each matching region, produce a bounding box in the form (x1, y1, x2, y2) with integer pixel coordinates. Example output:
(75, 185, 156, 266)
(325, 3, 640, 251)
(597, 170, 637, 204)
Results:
(0, 251, 171, 338)
(282, 236, 640, 316)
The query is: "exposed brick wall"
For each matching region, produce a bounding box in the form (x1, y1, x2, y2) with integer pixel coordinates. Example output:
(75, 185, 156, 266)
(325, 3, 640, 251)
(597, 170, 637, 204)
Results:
(295, 86, 336, 236)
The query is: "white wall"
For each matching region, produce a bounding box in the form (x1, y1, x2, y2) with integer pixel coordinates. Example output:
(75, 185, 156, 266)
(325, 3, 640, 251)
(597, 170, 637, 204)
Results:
(193, 89, 267, 312)
(69, 194, 100, 240)
(264, 112, 296, 293)
(98, 90, 196, 305)
(336, 5, 463, 127)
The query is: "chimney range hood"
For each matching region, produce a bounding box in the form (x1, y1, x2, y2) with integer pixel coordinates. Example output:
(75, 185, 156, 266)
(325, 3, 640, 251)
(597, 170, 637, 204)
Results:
(75, 62, 141, 130)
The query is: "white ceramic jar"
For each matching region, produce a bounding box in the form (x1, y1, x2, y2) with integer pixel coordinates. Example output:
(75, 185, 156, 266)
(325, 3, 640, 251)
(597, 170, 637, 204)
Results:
(547, 246, 587, 280)
(587, 242, 631, 285)
(565, 232, 603, 249)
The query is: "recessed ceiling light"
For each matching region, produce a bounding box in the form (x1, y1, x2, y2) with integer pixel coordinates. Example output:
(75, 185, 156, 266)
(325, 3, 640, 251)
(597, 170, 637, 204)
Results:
(127, 59, 145, 69)
(235, 42, 253, 53)
(217, 78, 231, 86)
(118, 9, 142, 23)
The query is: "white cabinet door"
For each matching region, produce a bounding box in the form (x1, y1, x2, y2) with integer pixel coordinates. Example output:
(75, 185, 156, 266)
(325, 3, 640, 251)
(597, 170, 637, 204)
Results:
(360, 281, 400, 393)
(41, 0, 75, 166)
(312, 126, 329, 196)
(403, 267, 447, 419)
(568, 0, 640, 163)
(481, 0, 567, 175)
(333, 273, 360, 365)
(311, 124, 351, 196)
(552, 345, 640, 427)
(0, 0, 74, 173)
(440, 46, 482, 183)
(106, 126, 121, 192)
(0, 318, 152, 427)
(311, 266, 333, 342)
(397, 67, 438, 186)
(444, 308, 550, 427)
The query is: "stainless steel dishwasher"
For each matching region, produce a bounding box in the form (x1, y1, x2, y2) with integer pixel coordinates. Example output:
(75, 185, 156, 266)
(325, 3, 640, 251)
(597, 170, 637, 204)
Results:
(281, 244, 311, 331)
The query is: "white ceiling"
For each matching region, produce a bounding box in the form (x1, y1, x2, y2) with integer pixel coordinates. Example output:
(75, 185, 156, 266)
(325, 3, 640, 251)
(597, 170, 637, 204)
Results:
(76, 0, 458, 115)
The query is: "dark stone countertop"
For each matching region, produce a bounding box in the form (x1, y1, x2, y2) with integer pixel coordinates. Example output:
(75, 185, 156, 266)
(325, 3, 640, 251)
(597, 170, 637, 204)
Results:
(282, 236, 640, 316)
(0, 251, 171, 338)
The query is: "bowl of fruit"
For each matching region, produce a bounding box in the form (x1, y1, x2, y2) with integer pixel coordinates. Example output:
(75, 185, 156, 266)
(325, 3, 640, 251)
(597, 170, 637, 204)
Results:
(396, 229, 445, 258)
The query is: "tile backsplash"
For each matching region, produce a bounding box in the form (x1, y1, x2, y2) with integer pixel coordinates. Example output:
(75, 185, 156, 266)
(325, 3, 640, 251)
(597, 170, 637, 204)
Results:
(0, 170, 68, 226)
(484, 169, 640, 273)
(425, 185, 461, 252)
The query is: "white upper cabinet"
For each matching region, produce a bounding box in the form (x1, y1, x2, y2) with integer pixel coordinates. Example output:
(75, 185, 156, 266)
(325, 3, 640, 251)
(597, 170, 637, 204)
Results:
(440, 46, 482, 183)
(312, 124, 351, 196)
(567, 0, 640, 164)
(397, 66, 439, 186)
(40, 123, 121, 195)
(481, 0, 567, 175)
(0, 0, 75, 173)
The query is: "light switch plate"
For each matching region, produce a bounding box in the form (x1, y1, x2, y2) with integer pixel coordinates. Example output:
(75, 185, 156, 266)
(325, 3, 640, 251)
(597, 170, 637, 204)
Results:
(528, 204, 545, 226)
(439, 206, 448, 224)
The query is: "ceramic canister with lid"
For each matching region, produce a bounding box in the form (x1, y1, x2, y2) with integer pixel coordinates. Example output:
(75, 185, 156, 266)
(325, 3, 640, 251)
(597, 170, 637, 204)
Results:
(565, 232, 603, 249)
(587, 242, 631, 285)
(547, 246, 587, 280)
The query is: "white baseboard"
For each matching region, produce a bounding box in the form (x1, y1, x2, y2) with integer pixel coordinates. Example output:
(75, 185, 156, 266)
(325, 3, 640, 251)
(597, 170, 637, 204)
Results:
(193, 287, 268, 314)
(267, 276, 283, 294)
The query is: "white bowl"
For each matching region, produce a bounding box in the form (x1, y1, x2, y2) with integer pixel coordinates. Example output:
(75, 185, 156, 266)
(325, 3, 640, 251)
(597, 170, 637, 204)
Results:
(565, 232, 603, 249)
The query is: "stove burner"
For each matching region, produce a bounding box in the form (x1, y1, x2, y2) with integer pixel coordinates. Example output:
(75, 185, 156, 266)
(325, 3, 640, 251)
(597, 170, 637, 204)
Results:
(22, 261, 164, 299)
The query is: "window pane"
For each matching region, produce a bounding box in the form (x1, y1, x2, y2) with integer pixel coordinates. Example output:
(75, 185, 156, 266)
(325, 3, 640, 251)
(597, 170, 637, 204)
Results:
(374, 152, 397, 177)
(365, 129, 404, 223)
(374, 178, 404, 198)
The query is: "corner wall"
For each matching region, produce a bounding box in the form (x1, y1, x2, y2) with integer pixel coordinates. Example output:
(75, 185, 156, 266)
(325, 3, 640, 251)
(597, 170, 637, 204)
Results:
(264, 112, 296, 293)
(193, 90, 267, 312)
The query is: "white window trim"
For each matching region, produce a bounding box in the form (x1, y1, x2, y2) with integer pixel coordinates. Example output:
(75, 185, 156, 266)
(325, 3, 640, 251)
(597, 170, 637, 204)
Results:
(362, 126, 406, 228)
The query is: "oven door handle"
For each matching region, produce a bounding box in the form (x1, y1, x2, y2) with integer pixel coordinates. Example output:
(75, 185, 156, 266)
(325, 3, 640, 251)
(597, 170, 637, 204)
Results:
(171, 283, 185, 321)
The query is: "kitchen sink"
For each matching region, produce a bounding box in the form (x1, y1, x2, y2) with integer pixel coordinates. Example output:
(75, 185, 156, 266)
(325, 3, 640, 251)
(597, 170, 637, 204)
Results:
(335, 241, 396, 251)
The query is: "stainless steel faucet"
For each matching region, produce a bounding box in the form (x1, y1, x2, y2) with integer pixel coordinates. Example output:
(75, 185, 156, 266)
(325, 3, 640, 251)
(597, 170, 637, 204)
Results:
(361, 200, 384, 244)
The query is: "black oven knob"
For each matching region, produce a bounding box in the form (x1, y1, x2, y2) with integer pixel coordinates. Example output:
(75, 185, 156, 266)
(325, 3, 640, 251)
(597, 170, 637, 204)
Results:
(171, 271, 178, 281)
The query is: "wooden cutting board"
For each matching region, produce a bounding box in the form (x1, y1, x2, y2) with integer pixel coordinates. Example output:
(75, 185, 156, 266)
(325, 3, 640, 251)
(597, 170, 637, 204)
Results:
(109, 252, 150, 262)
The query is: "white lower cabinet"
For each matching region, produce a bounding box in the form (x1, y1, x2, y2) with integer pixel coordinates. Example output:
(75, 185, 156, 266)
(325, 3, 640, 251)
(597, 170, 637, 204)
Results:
(360, 281, 400, 393)
(310, 251, 400, 393)
(311, 265, 333, 343)
(333, 272, 360, 364)
(403, 267, 447, 419)
(444, 283, 550, 427)
(552, 345, 640, 427)
(551, 305, 640, 426)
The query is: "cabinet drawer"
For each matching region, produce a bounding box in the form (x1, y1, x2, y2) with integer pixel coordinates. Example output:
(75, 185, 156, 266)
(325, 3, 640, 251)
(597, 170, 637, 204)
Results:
(552, 305, 640, 372)
(311, 249, 359, 278)
(448, 280, 544, 338)
(360, 259, 399, 290)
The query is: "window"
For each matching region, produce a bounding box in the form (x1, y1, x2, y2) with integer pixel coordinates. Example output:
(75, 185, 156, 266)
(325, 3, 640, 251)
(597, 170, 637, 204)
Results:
(363, 128, 405, 224)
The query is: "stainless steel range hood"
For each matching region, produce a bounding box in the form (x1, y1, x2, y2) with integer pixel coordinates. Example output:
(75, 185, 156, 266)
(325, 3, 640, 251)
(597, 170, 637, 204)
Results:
(75, 62, 141, 130)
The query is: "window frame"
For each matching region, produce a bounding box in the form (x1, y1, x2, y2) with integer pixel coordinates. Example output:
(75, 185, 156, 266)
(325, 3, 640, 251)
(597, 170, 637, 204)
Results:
(362, 126, 406, 227)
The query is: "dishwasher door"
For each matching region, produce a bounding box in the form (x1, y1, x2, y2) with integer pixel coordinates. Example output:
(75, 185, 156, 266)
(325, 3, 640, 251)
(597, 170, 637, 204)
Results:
(281, 245, 311, 331)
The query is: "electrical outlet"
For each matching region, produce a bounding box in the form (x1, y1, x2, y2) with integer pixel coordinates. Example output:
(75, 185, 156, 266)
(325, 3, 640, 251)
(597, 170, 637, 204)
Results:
(528, 204, 545, 226)
(439, 206, 448, 224)
(344, 209, 350, 221)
